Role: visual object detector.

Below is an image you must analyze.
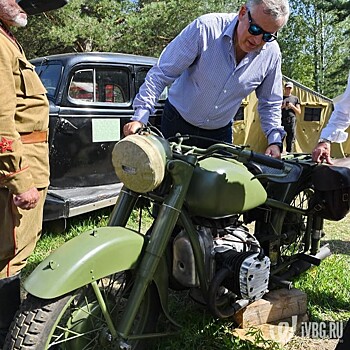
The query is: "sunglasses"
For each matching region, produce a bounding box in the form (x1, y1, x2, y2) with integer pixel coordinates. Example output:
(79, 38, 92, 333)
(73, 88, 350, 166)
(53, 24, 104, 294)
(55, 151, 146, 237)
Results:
(247, 10, 278, 42)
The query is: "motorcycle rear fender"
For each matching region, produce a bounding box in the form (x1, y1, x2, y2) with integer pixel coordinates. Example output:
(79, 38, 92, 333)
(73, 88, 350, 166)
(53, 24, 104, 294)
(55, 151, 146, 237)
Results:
(24, 227, 145, 299)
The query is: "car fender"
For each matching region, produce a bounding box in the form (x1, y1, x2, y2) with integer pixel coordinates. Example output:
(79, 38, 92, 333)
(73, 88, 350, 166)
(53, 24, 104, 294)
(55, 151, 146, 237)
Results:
(24, 226, 145, 299)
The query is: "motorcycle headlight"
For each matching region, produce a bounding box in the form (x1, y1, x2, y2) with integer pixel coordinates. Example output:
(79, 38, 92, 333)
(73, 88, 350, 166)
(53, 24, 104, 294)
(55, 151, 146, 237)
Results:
(112, 134, 169, 193)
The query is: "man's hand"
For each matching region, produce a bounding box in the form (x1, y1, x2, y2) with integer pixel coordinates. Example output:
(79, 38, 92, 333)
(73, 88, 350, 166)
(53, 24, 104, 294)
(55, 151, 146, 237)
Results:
(123, 121, 144, 136)
(13, 187, 40, 210)
(265, 144, 281, 158)
(312, 141, 333, 164)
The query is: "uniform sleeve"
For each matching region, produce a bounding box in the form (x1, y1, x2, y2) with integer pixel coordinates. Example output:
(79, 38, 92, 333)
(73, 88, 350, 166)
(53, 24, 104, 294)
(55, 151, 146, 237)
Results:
(0, 37, 34, 194)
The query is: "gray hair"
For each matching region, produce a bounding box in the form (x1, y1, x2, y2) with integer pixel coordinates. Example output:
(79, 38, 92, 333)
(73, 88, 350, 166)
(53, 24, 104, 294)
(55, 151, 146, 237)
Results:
(246, 0, 290, 27)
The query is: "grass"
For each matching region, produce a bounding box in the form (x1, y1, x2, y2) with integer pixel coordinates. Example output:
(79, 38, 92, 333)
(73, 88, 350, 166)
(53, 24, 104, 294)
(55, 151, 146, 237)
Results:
(22, 208, 350, 350)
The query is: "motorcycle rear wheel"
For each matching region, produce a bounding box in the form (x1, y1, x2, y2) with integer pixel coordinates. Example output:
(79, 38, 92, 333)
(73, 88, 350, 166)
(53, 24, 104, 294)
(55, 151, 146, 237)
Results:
(280, 186, 314, 257)
(5, 271, 160, 350)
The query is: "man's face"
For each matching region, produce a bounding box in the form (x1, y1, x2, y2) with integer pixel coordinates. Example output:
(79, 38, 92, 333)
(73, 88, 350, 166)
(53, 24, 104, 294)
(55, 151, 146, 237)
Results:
(236, 4, 284, 53)
(0, 0, 27, 27)
(284, 86, 292, 94)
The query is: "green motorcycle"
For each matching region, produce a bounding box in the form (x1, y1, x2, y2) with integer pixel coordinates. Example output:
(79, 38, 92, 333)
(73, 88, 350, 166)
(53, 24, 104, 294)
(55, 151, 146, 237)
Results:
(5, 130, 340, 349)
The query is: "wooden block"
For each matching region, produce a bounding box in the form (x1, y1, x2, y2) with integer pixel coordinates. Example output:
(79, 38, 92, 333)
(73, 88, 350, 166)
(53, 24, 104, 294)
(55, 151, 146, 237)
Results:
(232, 313, 309, 346)
(234, 288, 307, 328)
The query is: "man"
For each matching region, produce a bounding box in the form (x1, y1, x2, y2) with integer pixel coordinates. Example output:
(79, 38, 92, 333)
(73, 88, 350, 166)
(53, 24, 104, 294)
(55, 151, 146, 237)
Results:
(281, 81, 301, 153)
(312, 71, 350, 164)
(123, 0, 290, 157)
(0, 0, 49, 345)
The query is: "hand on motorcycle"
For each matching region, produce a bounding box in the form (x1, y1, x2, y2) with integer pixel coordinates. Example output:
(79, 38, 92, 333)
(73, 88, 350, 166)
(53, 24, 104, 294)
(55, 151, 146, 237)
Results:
(265, 144, 282, 159)
(123, 121, 144, 136)
(312, 141, 333, 164)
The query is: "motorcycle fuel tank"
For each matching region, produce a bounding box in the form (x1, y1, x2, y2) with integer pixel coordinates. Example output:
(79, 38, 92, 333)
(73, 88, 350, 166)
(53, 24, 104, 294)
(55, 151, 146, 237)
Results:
(186, 157, 267, 218)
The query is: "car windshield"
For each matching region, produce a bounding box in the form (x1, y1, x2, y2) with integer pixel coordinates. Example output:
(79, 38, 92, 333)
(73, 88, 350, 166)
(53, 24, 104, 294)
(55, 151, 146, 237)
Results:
(34, 62, 63, 98)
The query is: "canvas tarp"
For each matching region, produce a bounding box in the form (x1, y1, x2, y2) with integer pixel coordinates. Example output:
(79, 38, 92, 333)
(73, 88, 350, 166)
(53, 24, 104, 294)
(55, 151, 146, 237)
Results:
(232, 77, 347, 157)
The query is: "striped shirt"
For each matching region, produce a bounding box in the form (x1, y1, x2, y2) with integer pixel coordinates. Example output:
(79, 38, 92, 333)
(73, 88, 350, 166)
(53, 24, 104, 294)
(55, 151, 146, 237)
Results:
(132, 13, 286, 144)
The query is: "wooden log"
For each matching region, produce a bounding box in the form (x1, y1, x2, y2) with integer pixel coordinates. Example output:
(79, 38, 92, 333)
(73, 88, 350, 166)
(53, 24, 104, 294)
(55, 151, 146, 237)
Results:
(234, 288, 308, 328)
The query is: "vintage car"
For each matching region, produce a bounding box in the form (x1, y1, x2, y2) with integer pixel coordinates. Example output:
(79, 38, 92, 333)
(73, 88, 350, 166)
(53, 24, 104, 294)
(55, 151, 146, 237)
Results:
(30, 52, 165, 229)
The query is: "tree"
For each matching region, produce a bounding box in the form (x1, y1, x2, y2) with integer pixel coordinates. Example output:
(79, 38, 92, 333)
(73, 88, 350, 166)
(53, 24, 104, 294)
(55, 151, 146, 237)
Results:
(15, 0, 136, 57)
(16, 0, 241, 58)
(279, 0, 349, 97)
(14, 0, 349, 96)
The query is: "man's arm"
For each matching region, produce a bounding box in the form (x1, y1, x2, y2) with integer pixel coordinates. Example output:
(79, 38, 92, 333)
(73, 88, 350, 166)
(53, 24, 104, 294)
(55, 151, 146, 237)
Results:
(255, 48, 286, 157)
(131, 17, 204, 127)
(312, 72, 350, 163)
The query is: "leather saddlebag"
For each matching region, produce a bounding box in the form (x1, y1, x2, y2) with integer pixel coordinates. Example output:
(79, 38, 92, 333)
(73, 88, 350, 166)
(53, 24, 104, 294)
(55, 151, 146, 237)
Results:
(311, 158, 350, 221)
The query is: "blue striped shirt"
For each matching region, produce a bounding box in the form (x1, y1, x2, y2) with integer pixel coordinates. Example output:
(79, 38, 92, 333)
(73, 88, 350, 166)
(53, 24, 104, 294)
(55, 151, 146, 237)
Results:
(133, 13, 286, 144)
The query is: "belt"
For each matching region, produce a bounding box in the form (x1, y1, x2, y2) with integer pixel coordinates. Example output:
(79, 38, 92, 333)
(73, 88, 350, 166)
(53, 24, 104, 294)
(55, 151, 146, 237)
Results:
(20, 130, 48, 144)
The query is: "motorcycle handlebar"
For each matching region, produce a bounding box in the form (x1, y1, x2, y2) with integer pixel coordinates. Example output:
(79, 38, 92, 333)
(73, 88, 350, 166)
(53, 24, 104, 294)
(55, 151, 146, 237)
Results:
(247, 151, 285, 170)
(178, 142, 286, 170)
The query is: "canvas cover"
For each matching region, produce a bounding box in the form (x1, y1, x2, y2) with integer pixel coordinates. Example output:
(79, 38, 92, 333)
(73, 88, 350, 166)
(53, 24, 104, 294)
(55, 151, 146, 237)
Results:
(232, 77, 347, 157)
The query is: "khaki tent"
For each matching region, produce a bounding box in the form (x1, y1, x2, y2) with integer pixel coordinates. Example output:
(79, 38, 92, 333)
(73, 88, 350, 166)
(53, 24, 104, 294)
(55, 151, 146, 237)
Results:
(233, 77, 347, 157)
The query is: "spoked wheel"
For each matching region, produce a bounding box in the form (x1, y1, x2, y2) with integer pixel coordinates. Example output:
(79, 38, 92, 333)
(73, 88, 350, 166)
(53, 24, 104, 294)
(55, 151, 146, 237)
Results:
(280, 187, 314, 258)
(5, 271, 160, 350)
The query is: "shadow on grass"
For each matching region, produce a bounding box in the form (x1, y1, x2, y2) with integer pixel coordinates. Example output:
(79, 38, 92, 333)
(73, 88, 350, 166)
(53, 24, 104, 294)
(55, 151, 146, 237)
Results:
(322, 239, 350, 255)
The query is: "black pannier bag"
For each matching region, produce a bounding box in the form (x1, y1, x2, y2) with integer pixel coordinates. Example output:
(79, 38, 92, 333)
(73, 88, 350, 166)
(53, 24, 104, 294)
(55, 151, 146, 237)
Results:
(311, 158, 350, 221)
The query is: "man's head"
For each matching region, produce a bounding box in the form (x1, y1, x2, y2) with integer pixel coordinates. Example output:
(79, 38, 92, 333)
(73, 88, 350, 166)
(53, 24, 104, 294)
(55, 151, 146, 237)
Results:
(284, 81, 293, 94)
(236, 0, 289, 53)
(0, 0, 27, 27)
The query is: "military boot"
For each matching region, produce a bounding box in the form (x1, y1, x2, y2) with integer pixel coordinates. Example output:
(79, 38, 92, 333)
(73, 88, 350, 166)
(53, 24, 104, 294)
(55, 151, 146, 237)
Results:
(0, 274, 21, 347)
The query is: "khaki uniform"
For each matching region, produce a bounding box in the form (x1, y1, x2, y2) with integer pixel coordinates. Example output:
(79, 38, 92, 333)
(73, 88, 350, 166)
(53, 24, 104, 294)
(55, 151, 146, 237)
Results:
(0, 26, 49, 278)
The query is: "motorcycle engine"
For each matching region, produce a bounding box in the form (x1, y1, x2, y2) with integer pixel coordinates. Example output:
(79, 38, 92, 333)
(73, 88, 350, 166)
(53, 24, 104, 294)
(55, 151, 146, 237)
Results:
(172, 223, 270, 301)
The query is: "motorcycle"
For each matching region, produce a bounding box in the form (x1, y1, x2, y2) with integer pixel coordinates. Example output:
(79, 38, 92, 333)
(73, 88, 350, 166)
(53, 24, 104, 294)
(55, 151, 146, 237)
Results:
(5, 129, 337, 349)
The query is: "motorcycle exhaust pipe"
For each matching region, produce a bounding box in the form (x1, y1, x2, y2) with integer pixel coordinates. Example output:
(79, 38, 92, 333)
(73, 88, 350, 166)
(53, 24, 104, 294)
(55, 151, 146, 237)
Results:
(273, 244, 332, 286)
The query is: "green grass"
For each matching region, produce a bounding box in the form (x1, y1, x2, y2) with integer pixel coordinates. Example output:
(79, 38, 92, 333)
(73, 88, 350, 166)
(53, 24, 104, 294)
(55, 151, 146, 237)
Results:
(22, 209, 350, 350)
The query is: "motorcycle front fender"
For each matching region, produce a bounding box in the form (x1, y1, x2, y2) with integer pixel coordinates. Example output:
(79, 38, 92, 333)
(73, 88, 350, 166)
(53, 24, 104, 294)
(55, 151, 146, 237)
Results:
(24, 227, 145, 299)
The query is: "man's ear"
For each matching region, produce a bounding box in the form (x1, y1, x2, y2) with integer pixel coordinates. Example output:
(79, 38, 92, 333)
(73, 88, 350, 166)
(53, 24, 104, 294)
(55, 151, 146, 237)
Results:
(238, 5, 247, 20)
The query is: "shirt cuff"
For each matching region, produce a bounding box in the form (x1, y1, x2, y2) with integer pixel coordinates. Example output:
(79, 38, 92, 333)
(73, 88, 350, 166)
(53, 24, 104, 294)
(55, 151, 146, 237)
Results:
(6, 168, 35, 195)
(320, 130, 348, 143)
(132, 108, 150, 125)
(267, 127, 286, 145)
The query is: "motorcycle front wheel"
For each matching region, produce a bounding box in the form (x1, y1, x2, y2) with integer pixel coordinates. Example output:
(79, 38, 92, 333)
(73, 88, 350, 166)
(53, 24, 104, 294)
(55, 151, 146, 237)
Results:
(5, 271, 160, 350)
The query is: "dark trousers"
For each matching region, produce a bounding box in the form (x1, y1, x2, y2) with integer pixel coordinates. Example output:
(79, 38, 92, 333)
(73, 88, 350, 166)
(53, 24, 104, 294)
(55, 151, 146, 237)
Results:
(282, 118, 296, 153)
(335, 320, 350, 349)
(161, 99, 232, 148)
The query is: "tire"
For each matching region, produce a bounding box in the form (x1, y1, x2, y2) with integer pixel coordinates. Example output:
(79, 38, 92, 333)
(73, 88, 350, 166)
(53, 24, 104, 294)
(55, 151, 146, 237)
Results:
(4, 271, 160, 350)
(280, 186, 314, 257)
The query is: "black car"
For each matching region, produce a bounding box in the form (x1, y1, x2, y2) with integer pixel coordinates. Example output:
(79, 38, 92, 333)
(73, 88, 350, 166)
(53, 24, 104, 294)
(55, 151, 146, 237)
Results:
(30, 52, 165, 229)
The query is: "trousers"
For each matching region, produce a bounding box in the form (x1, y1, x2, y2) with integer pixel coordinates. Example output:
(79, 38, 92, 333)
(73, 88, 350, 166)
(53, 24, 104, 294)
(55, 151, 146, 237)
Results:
(161, 99, 233, 148)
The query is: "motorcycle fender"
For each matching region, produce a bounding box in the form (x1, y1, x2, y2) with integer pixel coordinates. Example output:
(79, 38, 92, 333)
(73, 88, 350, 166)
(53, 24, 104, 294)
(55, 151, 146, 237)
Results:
(24, 227, 145, 299)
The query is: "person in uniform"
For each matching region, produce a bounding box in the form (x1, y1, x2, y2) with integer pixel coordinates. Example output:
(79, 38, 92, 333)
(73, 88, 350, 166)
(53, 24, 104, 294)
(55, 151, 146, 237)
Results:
(0, 0, 49, 345)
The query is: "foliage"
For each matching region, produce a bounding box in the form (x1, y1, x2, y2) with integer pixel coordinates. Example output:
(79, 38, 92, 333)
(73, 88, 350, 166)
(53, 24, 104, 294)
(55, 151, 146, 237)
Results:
(15, 0, 241, 58)
(279, 0, 350, 97)
(12, 0, 350, 104)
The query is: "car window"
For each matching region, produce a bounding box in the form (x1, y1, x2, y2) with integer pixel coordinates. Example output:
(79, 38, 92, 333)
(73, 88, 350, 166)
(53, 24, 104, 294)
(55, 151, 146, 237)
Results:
(68, 67, 130, 104)
(69, 69, 94, 102)
(34, 63, 63, 97)
(135, 66, 168, 101)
